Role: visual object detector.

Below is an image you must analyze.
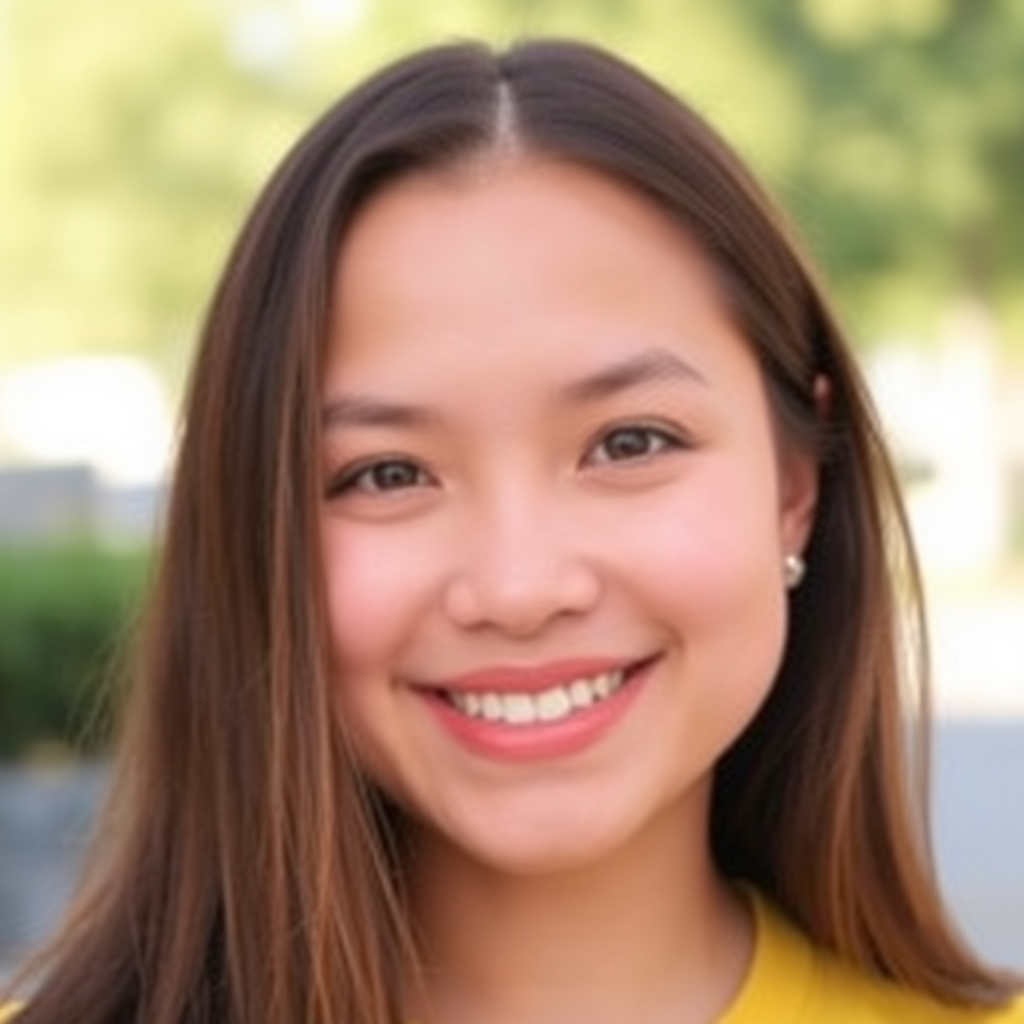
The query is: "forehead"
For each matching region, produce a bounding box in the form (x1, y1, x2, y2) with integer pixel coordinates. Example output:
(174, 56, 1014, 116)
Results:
(321, 156, 779, 458)
(338, 155, 704, 266)
(331, 157, 730, 344)
(321, 155, 773, 430)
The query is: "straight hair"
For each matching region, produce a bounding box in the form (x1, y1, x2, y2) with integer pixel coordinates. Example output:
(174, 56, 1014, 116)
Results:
(7, 38, 1019, 1023)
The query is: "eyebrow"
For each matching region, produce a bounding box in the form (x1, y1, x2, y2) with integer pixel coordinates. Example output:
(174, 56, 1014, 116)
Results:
(321, 393, 439, 432)
(560, 347, 708, 403)
(321, 347, 707, 433)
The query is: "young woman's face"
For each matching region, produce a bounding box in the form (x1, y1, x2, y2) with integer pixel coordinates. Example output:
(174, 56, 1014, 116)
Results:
(321, 158, 817, 873)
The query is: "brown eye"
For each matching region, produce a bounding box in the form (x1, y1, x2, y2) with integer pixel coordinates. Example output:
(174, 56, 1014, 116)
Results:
(331, 459, 430, 497)
(591, 426, 679, 464)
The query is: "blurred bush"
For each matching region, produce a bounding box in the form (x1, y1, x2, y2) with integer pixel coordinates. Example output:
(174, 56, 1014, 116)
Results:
(0, 544, 149, 760)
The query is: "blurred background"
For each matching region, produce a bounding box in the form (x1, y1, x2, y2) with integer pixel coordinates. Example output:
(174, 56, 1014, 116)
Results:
(1, 0, 1022, 979)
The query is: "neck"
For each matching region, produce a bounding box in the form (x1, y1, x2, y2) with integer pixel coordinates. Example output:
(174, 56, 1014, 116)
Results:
(404, 797, 753, 1024)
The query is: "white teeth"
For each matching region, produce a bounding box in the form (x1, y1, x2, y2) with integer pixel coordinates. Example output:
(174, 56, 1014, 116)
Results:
(568, 679, 594, 708)
(536, 687, 571, 722)
(481, 693, 503, 721)
(447, 669, 627, 726)
(503, 694, 536, 725)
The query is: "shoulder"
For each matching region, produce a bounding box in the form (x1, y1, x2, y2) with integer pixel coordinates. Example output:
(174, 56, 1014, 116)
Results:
(810, 956, 1024, 1023)
(722, 889, 1024, 1024)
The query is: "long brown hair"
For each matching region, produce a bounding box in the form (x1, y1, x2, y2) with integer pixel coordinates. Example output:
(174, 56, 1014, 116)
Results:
(7, 38, 1019, 1023)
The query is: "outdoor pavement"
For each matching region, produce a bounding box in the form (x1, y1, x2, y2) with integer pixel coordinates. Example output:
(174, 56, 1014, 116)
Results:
(927, 585, 1024, 969)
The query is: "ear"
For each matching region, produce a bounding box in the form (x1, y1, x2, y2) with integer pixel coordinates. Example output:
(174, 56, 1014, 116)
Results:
(778, 374, 829, 555)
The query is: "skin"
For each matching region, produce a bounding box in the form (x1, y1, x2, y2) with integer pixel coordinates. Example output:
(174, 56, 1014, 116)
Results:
(320, 157, 819, 1024)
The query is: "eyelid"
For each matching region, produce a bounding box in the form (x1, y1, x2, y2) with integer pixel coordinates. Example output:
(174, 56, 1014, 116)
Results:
(324, 455, 434, 499)
(583, 420, 693, 466)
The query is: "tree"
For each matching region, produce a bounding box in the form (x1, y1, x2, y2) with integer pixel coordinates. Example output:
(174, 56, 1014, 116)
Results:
(0, 0, 317, 382)
(2, 0, 1021, 392)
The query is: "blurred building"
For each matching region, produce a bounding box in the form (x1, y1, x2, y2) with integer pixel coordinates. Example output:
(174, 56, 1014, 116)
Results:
(0, 357, 170, 544)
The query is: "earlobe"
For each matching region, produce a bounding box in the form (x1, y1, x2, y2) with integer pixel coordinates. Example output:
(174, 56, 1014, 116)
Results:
(779, 373, 830, 554)
(780, 445, 819, 554)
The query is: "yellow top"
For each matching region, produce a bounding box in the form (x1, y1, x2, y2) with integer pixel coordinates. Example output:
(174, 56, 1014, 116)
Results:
(724, 891, 1024, 1023)
(3, 894, 1022, 1022)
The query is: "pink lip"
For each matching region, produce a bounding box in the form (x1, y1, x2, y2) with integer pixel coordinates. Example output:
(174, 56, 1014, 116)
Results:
(419, 656, 658, 762)
(429, 657, 635, 695)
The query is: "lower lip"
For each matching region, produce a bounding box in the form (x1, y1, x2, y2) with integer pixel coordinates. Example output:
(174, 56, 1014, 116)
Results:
(422, 660, 655, 762)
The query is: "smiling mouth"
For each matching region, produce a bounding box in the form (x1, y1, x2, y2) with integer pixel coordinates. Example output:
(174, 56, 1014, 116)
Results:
(441, 662, 649, 727)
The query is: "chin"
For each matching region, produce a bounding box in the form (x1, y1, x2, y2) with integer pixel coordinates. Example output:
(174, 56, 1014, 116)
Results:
(429, 792, 688, 880)
(455, 828, 629, 878)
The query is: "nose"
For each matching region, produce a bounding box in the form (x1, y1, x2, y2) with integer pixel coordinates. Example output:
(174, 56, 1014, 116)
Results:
(443, 489, 602, 637)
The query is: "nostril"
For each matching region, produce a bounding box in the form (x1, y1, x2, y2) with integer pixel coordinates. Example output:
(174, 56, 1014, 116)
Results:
(441, 558, 602, 635)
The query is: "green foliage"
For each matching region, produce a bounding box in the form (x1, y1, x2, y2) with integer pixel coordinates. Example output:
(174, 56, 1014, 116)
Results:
(741, 0, 1024, 336)
(0, 0, 317, 383)
(1, 0, 1022, 381)
(0, 544, 149, 760)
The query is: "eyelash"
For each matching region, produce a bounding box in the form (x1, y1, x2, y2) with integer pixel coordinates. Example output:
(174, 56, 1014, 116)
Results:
(585, 423, 687, 466)
(326, 458, 432, 498)
(326, 423, 688, 499)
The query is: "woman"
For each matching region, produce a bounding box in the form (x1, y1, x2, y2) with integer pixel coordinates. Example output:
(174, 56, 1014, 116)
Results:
(5, 38, 1022, 1023)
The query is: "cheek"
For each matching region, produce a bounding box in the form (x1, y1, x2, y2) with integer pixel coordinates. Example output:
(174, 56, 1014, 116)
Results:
(320, 523, 436, 674)
(615, 460, 788, 658)
(625, 477, 791, 770)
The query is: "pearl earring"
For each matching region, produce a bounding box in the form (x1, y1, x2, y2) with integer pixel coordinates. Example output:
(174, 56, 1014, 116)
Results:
(784, 553, 806, 590)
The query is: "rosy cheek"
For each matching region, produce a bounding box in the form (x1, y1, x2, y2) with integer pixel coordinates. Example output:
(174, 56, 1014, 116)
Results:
(621, 470, 782, 617)
(321, 526, 432, 674)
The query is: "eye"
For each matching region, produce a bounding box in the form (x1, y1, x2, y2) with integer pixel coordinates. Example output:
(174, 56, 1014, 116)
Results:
(327, 458, 431, 498)
(588, 425, 683, 465)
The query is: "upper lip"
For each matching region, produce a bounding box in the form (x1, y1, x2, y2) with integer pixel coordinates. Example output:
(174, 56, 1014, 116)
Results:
(425, 656, 651, 695)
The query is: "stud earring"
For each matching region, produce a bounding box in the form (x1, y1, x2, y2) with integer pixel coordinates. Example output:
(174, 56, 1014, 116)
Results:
(783, 553, 806, 590)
